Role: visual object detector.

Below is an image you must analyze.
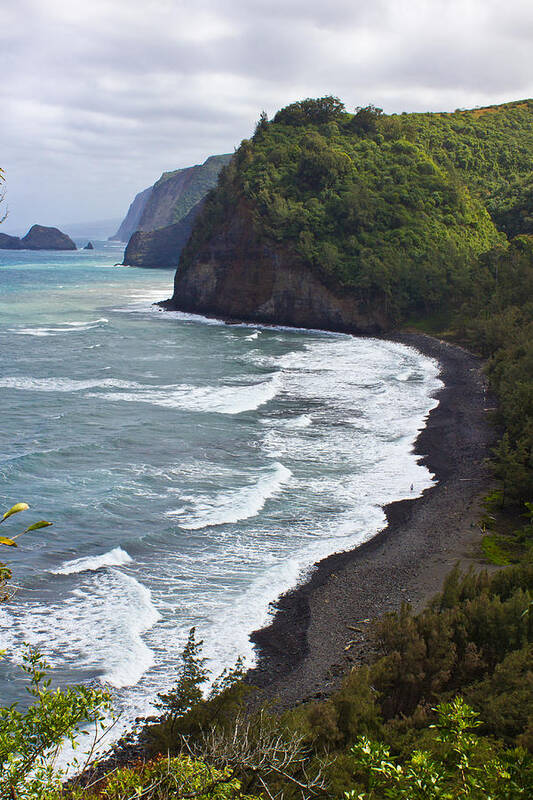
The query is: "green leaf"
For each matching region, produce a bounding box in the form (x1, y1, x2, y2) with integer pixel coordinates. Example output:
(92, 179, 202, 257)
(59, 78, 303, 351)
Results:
(0, 536, 18, 547)
(1, 503, 29, 522)
(23, 521, 53, 533)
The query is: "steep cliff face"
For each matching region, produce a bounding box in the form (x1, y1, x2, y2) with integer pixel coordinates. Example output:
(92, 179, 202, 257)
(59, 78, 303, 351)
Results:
(0, 225, 76, 250)
(170, 204, 388, 333)
(109, 186, 152, 241)
(115, 154, 232, 265)
(123, 201, 204, 268)
(135, 154, 232, 233)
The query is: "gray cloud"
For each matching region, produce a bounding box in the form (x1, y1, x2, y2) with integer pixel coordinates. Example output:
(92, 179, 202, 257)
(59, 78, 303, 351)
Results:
(1, 0, 532, 232)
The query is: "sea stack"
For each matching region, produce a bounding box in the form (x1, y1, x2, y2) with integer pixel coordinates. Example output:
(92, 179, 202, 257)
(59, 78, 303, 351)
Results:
(0, 225, 77, 250)
(20, 225, 76, 250)
(84, 241, 94, 250)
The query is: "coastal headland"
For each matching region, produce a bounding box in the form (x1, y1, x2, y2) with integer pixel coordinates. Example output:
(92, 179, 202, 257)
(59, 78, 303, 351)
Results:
(246, 331, 494, 707)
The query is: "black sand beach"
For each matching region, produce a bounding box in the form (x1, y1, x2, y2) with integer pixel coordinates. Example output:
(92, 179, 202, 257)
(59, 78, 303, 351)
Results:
(85, 331, 496, 780)
(247, 333, 495, 707)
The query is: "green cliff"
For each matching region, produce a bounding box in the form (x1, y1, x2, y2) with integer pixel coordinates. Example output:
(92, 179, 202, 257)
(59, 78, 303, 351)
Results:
(140, 154, 232, 231)
(118, 154, 232, 266)
(170, 97, 532, 330)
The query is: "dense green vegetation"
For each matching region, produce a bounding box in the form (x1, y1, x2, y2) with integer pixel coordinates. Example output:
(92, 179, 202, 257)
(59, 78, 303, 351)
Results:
(70, 565, 531, 798)
(5, 566, 530, 798)
(454, 235, 533, 520)
(182, 97, 532, 323)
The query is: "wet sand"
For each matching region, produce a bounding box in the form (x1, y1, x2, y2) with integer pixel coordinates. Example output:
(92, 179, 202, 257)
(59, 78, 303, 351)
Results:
(247, 333, 495, 707)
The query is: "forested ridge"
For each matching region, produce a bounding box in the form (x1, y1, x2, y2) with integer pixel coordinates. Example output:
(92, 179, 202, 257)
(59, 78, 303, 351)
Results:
(180, 98, 532, 320)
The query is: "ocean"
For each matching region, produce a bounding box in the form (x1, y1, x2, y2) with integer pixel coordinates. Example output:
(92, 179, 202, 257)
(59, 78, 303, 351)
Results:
(0, 242, 442, 739)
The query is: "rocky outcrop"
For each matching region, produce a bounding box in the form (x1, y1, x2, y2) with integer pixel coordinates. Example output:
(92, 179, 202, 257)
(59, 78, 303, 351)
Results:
(109, 187, 152, 242)
(0, 225, 76, 250)
(168, 204, 388, 334)
(0, 232, 22, 249)
(21, 225, 76, 250)
(123, 201, 204, 268)
(84, 241, 94, 250)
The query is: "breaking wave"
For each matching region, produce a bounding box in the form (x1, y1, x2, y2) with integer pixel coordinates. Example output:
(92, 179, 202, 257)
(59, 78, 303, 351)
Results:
(168, 462, 292, 528)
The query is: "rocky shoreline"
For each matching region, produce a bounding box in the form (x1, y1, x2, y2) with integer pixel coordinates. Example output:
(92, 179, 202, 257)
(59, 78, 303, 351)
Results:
(245, 331, 495, 708)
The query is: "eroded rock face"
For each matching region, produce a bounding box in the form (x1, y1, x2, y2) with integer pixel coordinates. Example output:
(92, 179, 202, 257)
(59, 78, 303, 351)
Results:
(123, 201, 203, 268)
(20, 225, 76, 250)
(169, 205, 388, 334)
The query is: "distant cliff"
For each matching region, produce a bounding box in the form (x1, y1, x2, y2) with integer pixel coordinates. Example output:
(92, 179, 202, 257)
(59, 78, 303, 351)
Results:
(138, 154, 232, 232)
(109, 187, 152, 242)
(168, 97, 532, 332)
(115, 154, 232, 266)
(111, 154, 232, 246)
(123, 201, 204, 268)
(0, 224, 76, 251)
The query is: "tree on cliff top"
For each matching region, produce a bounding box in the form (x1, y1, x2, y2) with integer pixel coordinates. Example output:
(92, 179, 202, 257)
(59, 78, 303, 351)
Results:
(273, 95, 345, 125)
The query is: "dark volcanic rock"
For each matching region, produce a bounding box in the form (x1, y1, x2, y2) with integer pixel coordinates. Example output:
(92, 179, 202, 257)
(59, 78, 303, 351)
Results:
(123, 201, 204, 268)
(168, 203, 388, 334)
(84, 241, 94, 250)
(0, 232, 22, 249)
(20, 225, 76, 250)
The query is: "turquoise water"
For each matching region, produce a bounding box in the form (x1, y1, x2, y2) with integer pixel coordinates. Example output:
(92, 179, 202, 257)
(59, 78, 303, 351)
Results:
(0, 243, 442, 735)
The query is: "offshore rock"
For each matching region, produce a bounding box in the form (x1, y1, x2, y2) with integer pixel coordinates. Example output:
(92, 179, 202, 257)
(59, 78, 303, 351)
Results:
(21, 225, 76, 250)
(0, 225, 76, 250)
(123, 201, 203, 267)
(169, 204, 388, 334)
(0, 232, 22, 249)
(84, 241, 94, 250)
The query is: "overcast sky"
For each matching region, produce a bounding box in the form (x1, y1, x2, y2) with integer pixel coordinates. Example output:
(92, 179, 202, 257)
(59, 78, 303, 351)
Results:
(2, 0, 532, 234)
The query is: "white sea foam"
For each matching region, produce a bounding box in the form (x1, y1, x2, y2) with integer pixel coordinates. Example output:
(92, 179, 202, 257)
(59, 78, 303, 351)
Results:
(1, 304, 446, 760)
(0, 376, 144, 392)
(168, 462, 292, 528)
(4, 569, 159, 688)
(92, 374, 282, 414)
(10, 319, 108, 335)
(53, 547, 132, 575)
(63, 318, 108, 327)
(165, 310, 226, 326)
(287, 414, 312, 428)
